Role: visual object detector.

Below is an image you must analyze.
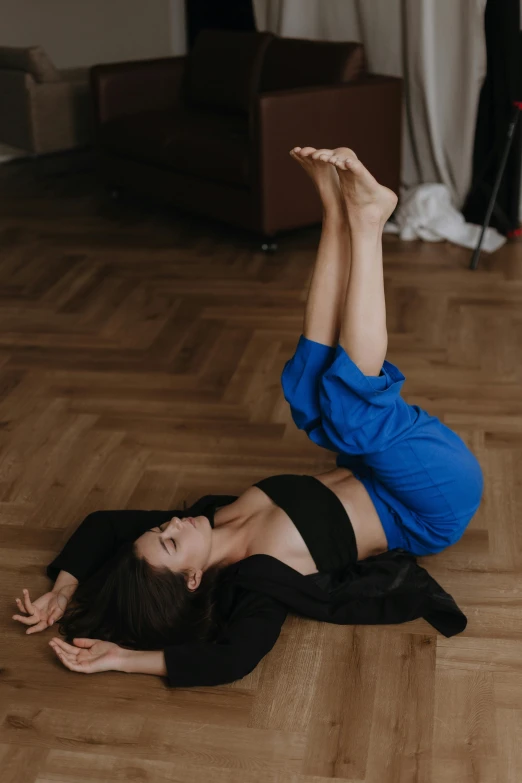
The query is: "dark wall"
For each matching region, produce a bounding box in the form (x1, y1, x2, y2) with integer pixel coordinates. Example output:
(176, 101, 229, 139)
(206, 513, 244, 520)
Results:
(185, 0, 257, 49)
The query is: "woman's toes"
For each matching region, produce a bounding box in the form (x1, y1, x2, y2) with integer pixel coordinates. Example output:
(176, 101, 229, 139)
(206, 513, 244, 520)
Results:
(343, 158, 361, 172)
(330, 148, 358, 169)
(311, 148, 334, 162)
(290, 146, 315, 160)
(299, 147, 315, 158)
(331, 147, 358, 160)
(331, 155, 353, 170)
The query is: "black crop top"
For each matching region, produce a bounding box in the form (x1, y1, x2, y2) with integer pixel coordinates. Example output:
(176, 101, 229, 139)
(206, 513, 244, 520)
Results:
(251, 474, 359, 573)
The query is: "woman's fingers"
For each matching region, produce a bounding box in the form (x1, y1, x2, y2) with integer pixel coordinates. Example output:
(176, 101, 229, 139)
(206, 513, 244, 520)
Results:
(22, 589, 35, 615)
(48, 607, 63, 625)
(50, 638, 81, 655)
(50, 641, 77, 663)
(50, 644, 92, 673)
(13, 590, 61, 631)
(12, 613, 36, 626)
(12, 611, 42, 626)
(51, 644, 76, 662)
(51, 646, 82, 671)
(14, 591, 34, 615)
(71, 638, 97, 648)
(15, 597, 27, 614)
(25, 620, 47, 635)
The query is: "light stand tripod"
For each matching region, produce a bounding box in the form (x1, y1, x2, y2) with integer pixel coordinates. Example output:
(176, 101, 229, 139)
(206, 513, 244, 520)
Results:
(470, 100, 522, 270)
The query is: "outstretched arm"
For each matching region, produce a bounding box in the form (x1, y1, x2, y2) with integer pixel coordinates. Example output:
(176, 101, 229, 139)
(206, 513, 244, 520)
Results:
(46, 509, 182, 583)
(46, 495, 239, 584)
(50, 590, 288, 688)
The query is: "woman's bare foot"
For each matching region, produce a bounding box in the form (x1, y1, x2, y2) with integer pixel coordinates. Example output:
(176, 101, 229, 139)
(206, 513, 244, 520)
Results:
(289, 147, 344, 218)
(317, 147, 398, 226)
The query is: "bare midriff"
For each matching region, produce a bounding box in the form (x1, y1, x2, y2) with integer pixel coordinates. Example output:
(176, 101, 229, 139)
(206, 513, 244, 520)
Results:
(312, 467, 389, 562)
(215, 467, 389, 576)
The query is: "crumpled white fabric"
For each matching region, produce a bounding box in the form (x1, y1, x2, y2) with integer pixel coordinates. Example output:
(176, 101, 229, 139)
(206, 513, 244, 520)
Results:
(383, 183, 506, 253)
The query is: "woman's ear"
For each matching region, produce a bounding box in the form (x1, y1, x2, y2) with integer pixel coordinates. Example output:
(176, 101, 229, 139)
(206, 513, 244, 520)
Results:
(186, 570, 202, 592)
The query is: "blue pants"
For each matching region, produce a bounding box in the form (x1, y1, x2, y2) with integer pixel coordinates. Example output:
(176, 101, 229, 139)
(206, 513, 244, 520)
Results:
(281, 334, 484, 556)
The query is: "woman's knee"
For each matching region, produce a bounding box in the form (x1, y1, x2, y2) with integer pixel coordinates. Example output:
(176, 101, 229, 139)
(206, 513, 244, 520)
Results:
(451, 450, 484, 521)
(408, 516, 469, 556)
(418, 495, 480, 554)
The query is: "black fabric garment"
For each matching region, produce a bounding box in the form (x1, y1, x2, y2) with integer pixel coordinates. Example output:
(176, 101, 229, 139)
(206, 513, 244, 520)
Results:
(462, 0, 522, 235)
(46, 493, 467, 689)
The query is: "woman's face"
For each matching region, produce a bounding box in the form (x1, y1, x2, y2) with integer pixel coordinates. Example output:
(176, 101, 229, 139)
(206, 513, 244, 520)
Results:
(135, 516, 212, 591)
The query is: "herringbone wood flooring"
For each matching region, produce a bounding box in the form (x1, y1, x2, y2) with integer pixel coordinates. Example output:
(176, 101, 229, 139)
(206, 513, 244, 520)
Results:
(1, 154, 521, 783)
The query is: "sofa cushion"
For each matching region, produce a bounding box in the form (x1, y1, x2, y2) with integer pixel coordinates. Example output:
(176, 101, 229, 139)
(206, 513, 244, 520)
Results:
(260, 38, 366, 92)
(0, 45, 61, 83)
(100, 107, 250, 187)
(186, 29, 274, 114)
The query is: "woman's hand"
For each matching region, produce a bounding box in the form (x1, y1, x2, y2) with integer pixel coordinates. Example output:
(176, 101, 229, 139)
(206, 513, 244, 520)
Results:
(12, 588, 70, 635)
(49, 637, 125, 674)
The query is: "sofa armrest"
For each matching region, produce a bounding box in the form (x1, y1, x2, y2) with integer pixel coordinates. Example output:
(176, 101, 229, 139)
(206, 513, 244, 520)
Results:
(31, 79, 96, 152)
(255, 75, 403, 235)
(90, 56, 187, 126)
(0, 70, 33, 149)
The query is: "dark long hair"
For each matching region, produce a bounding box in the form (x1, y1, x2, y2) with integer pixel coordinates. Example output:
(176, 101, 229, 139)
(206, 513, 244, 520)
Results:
(57, 541, 228, 650)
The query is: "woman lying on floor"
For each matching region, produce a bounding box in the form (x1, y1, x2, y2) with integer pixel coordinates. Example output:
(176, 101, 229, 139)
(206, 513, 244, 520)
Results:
(12, 147, 484, 687)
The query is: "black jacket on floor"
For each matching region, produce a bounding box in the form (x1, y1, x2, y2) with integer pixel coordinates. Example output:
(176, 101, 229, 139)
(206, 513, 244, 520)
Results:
(46, 493, 467, 688)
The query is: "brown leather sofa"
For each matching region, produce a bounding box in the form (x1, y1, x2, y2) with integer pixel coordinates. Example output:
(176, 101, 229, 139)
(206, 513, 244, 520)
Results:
(91, 30, 402, 240)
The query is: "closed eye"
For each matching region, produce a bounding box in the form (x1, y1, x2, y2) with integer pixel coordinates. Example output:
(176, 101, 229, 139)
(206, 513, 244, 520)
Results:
(150, 525, 176, 553)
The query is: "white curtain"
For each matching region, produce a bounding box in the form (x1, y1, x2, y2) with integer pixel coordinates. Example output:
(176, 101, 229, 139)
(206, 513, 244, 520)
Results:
(254, 0, 362, 44)
(168, 0, 188, 56)
(253, 0, 487, 209)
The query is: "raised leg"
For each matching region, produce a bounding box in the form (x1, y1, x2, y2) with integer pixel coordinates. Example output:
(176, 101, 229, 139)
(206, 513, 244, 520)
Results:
(289, 147, 351, 348)
(319, 147, 398, 377)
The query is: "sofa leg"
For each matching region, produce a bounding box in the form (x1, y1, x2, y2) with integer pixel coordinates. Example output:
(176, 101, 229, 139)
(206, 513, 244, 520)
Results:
(260, 237, 278, 253)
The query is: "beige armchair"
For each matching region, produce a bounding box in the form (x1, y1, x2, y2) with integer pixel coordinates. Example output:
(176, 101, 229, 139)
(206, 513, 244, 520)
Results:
(0, 45, 95, 155)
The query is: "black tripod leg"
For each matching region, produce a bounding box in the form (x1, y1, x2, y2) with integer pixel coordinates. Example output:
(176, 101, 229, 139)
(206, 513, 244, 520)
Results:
(470, 105, 521, 270)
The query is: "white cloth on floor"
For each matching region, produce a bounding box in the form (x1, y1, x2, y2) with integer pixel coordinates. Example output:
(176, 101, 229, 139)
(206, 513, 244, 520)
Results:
(383, 183, 506, 253)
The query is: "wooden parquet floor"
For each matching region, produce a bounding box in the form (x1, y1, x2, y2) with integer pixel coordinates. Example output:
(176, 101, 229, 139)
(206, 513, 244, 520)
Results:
(1, 153, 522, 783)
